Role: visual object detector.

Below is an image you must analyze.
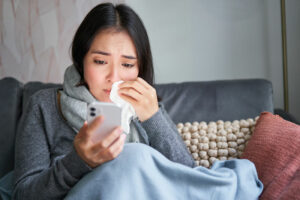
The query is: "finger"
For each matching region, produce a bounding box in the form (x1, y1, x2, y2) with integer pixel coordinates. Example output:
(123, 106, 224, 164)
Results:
(119, 80, 145, 95)
(106, 133, 126, 155)
(137, 77, 152, 89)
(97, 133, 126, 160)
(86, 116, 104, 137)
(78, 121, 88, 136)
(110, 138, 126, 159)
(136, 78, 157, 99)
(75, 122, 89, 146)
(77, 121, 93, 143)
(91, 126, 123, 150)
(118, 92, 138, 107)
(118, 87, 143, 102)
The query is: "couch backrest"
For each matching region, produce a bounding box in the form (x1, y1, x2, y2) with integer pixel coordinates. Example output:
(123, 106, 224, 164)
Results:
(155, 79, 273, 123)
(21, 78, 274, 124)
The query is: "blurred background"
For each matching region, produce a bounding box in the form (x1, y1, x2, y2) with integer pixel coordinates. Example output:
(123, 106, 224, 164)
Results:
(0, 0, 299, 121)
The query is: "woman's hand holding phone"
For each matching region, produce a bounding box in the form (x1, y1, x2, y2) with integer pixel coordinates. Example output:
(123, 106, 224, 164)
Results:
(118, 77, 159, 122)
(74, 117, 126, 168)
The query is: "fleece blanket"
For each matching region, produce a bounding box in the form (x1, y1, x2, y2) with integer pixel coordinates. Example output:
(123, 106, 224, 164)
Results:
(65, 143, 263, 200)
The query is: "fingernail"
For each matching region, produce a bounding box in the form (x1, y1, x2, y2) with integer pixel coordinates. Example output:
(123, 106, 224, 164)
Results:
(118, 128, 123, 134)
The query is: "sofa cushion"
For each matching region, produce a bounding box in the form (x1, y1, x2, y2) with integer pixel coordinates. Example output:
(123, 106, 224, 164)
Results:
(177, 116, 258, 168)
(155, 79, 273, 124)
(0, 77, 23, 178)
(241, 112, 300, 199)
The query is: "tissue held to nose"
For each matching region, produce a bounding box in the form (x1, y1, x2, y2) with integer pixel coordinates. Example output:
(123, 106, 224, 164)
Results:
(110, 81, 136, 134)
(110, 78, 159, 134)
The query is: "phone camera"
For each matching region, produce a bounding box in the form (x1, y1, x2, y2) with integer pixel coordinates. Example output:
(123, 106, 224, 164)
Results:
(90, 107, 96, 111)
(90, 112, 96, 117)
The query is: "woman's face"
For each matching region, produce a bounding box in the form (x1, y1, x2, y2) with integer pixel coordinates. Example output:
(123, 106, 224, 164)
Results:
(83, 29, 139, 102)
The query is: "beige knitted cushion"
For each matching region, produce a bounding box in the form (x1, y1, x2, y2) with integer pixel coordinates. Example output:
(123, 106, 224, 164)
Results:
(177, 116, 259, 168)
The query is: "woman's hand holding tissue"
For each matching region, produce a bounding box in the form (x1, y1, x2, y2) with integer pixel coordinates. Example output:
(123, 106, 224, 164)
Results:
(74, 116, 126, 168)
(118, 77, 159, 122)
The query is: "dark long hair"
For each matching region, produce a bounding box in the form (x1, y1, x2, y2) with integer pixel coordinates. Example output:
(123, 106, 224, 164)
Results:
(71, 3, 154, 86)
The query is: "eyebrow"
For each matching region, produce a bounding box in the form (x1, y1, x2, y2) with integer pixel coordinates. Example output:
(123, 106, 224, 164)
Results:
(91, 50, 137, 59)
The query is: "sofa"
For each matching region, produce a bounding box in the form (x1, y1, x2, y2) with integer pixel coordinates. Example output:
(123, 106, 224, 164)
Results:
(0, 76, 275, 176)
(1, 76, 298, 199)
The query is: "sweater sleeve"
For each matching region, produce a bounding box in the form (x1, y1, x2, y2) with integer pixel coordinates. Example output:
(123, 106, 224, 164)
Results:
(12, 97, 92, 200)
(141, 104, 196, 168)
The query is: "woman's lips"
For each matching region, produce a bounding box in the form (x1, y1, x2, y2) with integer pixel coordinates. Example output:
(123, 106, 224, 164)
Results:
(103, 89, 111, 95)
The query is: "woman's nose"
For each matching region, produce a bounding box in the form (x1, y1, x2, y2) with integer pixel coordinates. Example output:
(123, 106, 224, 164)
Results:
(106, 65, 121, 82)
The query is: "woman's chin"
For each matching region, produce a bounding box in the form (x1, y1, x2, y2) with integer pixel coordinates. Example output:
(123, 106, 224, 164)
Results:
(93, 93, 112, 102)
(97, 97, 112, 103)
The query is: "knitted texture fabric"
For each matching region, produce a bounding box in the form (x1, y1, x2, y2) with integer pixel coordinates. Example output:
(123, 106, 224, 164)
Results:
(177, 117, 259, 168)
(241, 112, 300, 200)
(59, 65, 96, 131)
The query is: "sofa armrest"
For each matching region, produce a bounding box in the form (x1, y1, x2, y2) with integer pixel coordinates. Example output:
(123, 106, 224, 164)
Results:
(0, 77, 23, 178)
(274, 108, 300, 125)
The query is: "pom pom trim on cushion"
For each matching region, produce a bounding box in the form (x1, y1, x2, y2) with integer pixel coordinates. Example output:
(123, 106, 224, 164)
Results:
(177, 117, 259, 168)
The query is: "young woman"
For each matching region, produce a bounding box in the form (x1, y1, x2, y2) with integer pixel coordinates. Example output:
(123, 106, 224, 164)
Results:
(13, 3, 195, 199)
(13, 3, 262, 200)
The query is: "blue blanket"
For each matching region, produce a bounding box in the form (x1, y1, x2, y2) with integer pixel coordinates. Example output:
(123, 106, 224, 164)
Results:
(65, 143, 263, 200)
(0, 171, 14, 200)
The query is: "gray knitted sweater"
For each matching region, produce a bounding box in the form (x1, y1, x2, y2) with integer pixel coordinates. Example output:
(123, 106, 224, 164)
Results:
(13, 88, 195, 199)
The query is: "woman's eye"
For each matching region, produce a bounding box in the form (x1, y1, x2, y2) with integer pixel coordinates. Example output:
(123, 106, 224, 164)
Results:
(122, 63, 134, 68)
(94, 60, 106, 64)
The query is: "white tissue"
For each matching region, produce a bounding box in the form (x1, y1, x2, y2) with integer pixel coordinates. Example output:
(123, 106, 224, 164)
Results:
(110, 81, 136, 134)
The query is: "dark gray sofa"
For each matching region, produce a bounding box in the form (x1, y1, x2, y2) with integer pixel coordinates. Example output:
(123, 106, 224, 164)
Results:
(0, 77, 274, 180)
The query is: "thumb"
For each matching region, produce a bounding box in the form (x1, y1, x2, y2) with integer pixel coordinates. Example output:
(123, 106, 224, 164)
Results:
(77, 121, 89, 137)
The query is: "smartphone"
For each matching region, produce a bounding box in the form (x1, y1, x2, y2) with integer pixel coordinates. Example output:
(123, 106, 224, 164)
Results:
(87, 102, 122, 142)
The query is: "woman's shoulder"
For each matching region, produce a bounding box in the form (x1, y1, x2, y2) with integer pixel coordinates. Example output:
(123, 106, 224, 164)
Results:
(25, 87, 61, 109)
(19, 88, 63, 130)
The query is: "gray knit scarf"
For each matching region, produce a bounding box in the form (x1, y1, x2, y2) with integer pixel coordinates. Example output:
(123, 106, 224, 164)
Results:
(59, 65, 97, 132)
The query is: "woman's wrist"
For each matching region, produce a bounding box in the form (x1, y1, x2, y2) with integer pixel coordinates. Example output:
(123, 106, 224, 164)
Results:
(138, 106, 159, 122)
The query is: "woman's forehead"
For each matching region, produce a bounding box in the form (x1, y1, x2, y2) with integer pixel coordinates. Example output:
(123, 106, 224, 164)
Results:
(89, 29, 137, 56)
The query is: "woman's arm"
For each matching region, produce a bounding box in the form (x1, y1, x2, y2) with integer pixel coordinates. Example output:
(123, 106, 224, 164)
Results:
(140, 104, 196, 168)
(118, 78, 195, 168)
(13, 96, 91, 199)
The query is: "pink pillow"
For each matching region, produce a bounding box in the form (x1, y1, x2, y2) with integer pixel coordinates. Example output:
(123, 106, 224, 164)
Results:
(241, 112, 300, 200)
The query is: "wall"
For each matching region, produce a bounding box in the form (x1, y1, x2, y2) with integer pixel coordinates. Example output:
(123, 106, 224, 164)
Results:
(0, 0, 123, 83)
(286, 0, 300, 121)
(0, 0, 299, 120)
(125, 0, 299, 120)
